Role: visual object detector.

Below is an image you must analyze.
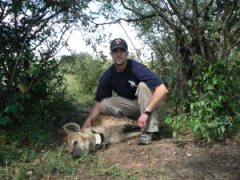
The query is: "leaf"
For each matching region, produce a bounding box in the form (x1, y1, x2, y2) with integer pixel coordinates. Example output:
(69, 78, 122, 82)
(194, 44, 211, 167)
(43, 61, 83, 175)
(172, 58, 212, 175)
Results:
(218, 95, 223, 101)
(190, 103, 194, 110)
(173, 131, 177, 138)
(0, 115, 12, 125)
(221, 126, 225, 133)
(188, 80, 192, 86)
(193, 123, 200, 133)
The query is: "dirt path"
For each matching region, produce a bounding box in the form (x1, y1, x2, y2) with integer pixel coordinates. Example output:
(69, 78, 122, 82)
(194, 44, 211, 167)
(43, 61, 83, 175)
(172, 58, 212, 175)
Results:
(95, 138, 240, 180)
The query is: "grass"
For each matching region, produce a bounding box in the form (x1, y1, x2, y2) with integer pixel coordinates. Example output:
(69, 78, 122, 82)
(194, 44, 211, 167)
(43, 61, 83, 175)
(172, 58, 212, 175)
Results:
(0, 145, 135, 179)
(0, 73, 135, 179)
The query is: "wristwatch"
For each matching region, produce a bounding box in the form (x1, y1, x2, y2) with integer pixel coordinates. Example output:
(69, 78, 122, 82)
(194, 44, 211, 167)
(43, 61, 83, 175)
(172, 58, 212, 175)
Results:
(143, 108, 152, 116)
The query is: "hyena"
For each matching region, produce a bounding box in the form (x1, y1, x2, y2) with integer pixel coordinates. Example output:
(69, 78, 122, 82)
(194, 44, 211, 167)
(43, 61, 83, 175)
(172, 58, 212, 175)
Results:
(63, 115, 141, 157)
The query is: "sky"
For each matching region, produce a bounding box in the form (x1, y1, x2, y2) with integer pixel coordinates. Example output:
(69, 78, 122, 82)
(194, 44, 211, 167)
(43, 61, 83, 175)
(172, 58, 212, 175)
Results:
(56, 1, 153, 61)
(56, 21, 152, 61)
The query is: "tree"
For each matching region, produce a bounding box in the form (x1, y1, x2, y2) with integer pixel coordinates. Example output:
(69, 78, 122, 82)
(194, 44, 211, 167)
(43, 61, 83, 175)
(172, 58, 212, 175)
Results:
(0, 0, 93, 125)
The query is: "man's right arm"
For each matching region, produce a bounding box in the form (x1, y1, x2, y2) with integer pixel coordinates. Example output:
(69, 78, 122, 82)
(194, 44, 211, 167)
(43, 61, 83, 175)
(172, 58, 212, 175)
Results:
(82, 69, 112, 128)
(82, 102, 101, 128)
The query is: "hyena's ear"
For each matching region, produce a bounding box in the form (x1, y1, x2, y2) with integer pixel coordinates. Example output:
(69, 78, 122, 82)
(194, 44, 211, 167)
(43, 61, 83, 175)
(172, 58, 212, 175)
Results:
(63, 122, 81, 134)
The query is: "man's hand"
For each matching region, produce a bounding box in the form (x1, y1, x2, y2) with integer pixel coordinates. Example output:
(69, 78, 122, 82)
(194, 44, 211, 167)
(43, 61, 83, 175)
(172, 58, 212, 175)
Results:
(82, 119, 91, 128)
(137, 113, 149, 128)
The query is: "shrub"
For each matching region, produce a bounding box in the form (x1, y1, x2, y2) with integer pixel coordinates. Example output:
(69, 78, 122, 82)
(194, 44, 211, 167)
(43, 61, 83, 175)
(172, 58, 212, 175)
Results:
(166, 53, 240, 143)
(61, 53, 110, 95)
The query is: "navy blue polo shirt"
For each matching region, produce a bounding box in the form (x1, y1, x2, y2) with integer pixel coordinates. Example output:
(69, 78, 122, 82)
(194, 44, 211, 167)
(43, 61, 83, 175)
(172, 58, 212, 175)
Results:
(95, 59, 162, 102)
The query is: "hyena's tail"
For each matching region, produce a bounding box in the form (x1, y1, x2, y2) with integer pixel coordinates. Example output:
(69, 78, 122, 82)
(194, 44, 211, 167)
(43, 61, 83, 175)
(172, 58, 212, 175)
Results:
(122, 124, 141, 139)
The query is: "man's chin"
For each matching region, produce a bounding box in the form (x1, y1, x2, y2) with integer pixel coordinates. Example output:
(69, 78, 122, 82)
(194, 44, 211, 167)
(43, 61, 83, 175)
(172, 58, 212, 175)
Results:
(115, 62, 124, 66)
(114, 59, 126, 66)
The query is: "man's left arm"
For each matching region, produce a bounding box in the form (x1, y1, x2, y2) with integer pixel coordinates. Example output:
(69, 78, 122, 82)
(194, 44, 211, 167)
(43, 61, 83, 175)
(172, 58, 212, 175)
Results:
(137, 84, 168, 128)
(145, 84, 168, 112)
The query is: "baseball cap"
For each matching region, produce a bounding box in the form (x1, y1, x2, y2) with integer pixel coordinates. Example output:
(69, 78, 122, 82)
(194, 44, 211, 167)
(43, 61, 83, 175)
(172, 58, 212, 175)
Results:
(110, 38, 128, 51)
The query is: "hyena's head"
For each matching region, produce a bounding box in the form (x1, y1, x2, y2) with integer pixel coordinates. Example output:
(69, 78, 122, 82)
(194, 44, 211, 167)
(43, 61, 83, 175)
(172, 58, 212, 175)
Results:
(63, 123, 95, 157)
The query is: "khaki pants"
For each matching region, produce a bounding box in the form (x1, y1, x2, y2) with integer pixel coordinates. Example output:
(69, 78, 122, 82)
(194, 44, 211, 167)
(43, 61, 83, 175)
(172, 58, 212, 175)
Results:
(99, 82, 159, 132)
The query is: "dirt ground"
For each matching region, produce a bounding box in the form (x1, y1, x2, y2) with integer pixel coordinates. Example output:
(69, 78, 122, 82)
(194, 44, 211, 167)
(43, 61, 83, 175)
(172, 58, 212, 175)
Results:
(93, 136, 240, 180)
(64, 108, 240, 180)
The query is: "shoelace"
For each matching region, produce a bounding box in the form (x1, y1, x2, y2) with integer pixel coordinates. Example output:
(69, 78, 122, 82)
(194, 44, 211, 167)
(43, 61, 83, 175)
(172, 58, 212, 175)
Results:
(140, 134, 150, 138)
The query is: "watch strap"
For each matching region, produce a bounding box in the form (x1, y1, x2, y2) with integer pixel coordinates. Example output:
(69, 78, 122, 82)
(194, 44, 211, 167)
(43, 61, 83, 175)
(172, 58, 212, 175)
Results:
(143, 109, 151, 116)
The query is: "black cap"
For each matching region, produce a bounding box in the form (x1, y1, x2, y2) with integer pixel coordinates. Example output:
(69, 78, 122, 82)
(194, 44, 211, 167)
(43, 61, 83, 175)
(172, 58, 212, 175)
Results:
(110, 38, 128, 51)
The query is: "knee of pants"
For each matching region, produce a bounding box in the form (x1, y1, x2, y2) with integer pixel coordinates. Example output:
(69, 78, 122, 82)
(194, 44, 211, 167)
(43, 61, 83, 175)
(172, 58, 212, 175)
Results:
(99, 99, 123, 116)
(136, 82, 152, 97)
(99, 99, 110, 114)
(138, 82, 148, 89)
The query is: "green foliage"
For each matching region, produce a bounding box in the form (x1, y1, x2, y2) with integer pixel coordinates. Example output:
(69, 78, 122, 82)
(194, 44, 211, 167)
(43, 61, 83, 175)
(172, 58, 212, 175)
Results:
(64, 74, 94, 105)
(75, 54, 109, 94)
(165, 114, 188, 139)
(0, 57, 77, 147)
(61, 53, 110, 95)
(1, 58, 62, 123)
(0, 0, 93, 126)
(166, 54, 240, 143)
(1, 96, 69, 146)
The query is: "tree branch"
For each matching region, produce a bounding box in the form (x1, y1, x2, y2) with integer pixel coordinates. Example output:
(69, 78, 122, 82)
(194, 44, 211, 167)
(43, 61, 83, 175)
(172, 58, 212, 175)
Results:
(218, 0, 235, 59)
(143, 0, 182, 38)
(0, 1, 8, 22)
(199, 0, 214, 17)
(167, 0, 190, 30)
(93, 14, 157, 26)
(120, 0, 144, 17)
(192, 0, 207, 59)
(10, 19, 33, 87)
(226, 0, 238, 27)
(231, 38, 240, 50)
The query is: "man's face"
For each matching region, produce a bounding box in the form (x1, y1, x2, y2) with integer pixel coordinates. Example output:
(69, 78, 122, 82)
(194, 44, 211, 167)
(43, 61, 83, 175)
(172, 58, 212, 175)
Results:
(110, 48, 129, 66)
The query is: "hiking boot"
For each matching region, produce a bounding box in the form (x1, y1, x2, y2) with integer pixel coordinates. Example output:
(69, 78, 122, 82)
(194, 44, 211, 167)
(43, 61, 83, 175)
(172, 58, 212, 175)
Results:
(138, 132, 153, 145)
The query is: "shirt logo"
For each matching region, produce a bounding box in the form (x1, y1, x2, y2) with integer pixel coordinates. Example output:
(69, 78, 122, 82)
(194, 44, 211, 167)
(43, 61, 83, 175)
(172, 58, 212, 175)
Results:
(128, 80, 137, 87)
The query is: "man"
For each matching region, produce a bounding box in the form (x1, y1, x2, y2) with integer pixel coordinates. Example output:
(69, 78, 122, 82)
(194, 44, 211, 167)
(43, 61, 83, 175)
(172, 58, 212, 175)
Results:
(82, 38, 168, 145)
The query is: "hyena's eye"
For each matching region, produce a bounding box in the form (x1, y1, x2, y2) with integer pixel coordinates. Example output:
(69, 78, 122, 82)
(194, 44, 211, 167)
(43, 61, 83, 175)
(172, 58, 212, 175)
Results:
(73, 140, 79, 146)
